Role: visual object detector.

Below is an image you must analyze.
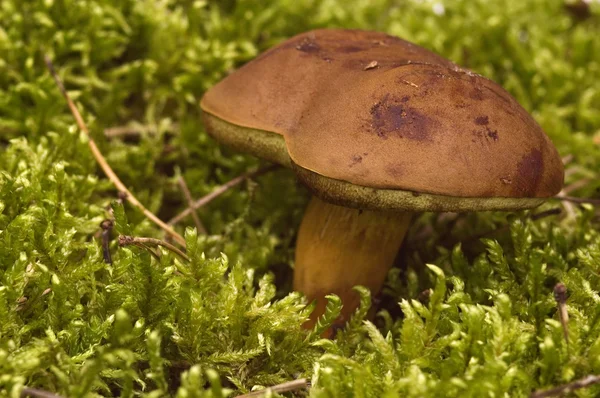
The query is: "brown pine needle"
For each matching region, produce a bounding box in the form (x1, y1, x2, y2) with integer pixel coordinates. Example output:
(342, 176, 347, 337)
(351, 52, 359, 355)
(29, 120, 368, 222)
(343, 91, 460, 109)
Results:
(530, 374, 600, 398)
(132, 241, 162, 262)
(21, 388, 64, 398)
(44, 55, 186, 247)
(118, 235, 190, 262)
(168, 164, 279, 226)
(563, 178, 593, 194)
(104, 122, 179, 138)
(104, 125, 145, 138)
(555, 195, 600, 205)
(177, 176, 207, 234)
(236, 379, 309, 397)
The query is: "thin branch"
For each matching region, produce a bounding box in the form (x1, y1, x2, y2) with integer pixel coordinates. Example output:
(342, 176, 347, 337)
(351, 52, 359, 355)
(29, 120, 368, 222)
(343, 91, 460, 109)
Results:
(530, 207, 562, 221)
(561, 154, 574, 165)
(555, 195, 600, 205)
(104, 122, 179, 138)
(530, 374, 600, 398)
(168, 165, 278, 226)
(177, 176, 207, 234)
(236, 379, 310, 398)
(562, 178, 593, 194)
(21, 388, 64, 398)
(118, 235, 190, 262)
(44, 55, 186, 247)
(132, 241, 162, 262)
(564, 165, 585, 178)
(104, 125, 146, 138)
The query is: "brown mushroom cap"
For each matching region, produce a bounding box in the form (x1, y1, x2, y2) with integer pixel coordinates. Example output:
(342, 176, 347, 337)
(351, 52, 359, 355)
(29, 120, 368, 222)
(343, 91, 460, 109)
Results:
(201, 29, 564, 212)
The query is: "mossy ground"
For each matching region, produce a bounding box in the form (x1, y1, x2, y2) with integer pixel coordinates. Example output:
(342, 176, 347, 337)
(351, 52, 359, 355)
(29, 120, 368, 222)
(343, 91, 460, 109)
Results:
(1, 0, 600, 397)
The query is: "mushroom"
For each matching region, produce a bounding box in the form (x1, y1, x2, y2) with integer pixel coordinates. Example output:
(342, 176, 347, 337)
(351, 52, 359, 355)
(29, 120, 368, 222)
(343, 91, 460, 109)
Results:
(200, 29, 564, 332)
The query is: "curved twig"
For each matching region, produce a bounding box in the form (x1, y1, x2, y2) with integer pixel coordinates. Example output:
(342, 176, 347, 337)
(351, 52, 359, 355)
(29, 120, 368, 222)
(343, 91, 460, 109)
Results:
(177, 176, 207, 234)
(168, 165, 278, 226)
(555, 195, 600, 205)
(44, 55, 186, 246)
(118, 235, 190, 262)
(530, 374, 600, 397)
(21, 388, 64, 398)
(236, 379, 309, 397)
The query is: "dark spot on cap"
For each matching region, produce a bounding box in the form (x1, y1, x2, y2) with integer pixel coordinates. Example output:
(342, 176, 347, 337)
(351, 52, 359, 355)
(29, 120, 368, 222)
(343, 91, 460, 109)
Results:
(486, 128, 499, 141)
(472, 127, 499, 143)
(401, 96, 410, 102)
(475, 116, 489, 125)
(370, 94, 435, 141)
(349, 155, 363, 167)
(513, 149, 543, 196)
(385, 163, 403, 178)
(296, 39, 320, 53)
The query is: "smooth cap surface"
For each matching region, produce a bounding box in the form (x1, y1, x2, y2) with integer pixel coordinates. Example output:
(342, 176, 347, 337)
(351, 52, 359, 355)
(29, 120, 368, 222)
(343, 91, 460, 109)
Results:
(201, 29, 564, 208)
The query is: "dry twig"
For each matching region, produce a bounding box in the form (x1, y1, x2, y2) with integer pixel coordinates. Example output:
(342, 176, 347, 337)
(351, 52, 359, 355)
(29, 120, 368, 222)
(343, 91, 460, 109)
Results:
(562, 178, 593, 194)
(530, 374, 600, 398)
(21, 388, 64, 398)
(168, 165, 278, 226)
(177, 176, 207, 234)
(555, 195, 600, 205)
(118, 235, 190, 262)
(44, 55, 186, 246)
(236, 379, 310, 397)
(104, 122, 179, 138)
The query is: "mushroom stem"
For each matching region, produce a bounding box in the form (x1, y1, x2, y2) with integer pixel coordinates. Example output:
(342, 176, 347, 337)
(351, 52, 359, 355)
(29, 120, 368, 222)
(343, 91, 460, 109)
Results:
(294, 196, 412, 333)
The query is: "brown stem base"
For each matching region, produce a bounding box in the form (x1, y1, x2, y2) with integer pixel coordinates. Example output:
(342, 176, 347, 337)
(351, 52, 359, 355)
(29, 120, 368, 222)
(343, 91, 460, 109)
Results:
(294, 196, 412, 332)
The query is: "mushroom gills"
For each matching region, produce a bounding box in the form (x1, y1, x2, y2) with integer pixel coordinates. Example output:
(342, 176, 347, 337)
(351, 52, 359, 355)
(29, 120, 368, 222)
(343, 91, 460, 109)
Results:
(294, 196, 412, 334)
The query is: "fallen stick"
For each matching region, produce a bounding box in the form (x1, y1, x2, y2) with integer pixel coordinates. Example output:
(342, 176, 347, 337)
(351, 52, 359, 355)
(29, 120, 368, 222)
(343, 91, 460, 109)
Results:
(236, 378, 309, 397)
(168, 165, 278, 226)
(530, 374, 600, 398)
(44, 55, 186, 246)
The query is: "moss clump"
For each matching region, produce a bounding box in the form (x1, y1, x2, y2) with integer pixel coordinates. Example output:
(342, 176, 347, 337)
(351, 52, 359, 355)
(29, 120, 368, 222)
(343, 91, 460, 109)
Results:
(1, 0, 600, 396)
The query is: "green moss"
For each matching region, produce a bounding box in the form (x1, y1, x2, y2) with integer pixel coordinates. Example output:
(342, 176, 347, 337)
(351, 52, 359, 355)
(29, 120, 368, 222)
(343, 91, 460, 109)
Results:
(1, 0, 600, 397)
